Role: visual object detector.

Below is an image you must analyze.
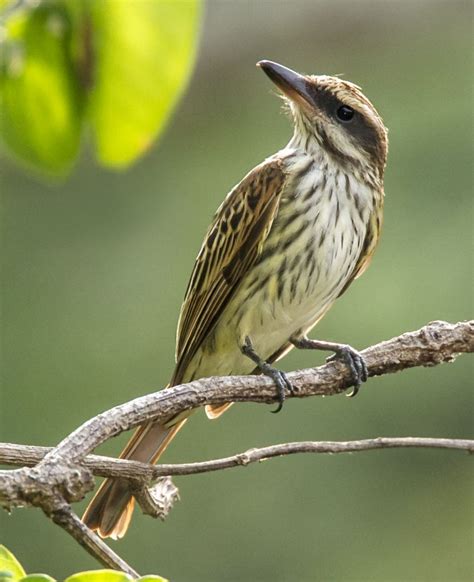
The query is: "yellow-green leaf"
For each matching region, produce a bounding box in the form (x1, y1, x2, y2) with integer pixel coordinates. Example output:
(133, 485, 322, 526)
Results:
(0, 3, 83, 174)
(88, 0, 201, 168)
(64, 571, 132, 582)
(19, 576, 56, 582)
(0, 546, 26, 582)
(0, 0, 15, 11)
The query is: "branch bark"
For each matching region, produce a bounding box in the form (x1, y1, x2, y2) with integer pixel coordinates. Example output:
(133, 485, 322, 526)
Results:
(0, 320, 472, 576)
(1, 437, 473, 480)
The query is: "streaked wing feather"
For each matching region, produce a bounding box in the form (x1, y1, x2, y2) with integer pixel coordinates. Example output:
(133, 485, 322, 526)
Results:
(171, 158, 287, 384)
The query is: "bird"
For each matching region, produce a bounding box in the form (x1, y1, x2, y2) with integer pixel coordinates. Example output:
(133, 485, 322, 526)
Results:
(82, 60, 388, 539)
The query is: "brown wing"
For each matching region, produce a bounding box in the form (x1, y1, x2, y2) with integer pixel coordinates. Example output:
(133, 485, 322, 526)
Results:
(171, 157, 288, 385)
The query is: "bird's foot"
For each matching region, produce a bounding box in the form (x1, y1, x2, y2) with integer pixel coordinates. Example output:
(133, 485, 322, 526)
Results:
(261, 363, 294, 414)
(290, 336, 368, 397)
(242, 336, 294, 413)
(326, 345, 368, 397)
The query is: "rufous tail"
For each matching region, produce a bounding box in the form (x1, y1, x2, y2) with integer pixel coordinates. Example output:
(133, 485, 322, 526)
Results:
(205, 402, 234, 419)
(82, 418, 186, 539)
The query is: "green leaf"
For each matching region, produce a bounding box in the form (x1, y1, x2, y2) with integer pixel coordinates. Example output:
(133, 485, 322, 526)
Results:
(19, 576, 56, 582)
(0, 3, 83, 174)
(64, 571, 132, 582)
(0, 0, 15, 11)
(0, 546, 26, 581)
(88, 0, 201, 167)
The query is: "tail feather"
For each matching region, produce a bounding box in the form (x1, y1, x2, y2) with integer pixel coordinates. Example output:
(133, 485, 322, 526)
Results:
(205, 402, 234, 419)
(83, 370, 238, 538)
(82, 419, 186, 539)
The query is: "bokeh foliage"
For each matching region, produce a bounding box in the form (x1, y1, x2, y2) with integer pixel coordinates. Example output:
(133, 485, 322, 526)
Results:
(0, 0, 201, 175)
(0, 545, 167, 582)
(1, 2, 472, 581)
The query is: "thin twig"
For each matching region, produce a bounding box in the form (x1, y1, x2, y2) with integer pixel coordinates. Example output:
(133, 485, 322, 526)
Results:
(50, 506, 139, 577)
(1, 437, 473, 480)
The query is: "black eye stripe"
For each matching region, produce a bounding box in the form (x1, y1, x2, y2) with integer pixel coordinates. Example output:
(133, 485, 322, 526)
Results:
(307, 85, 382, 162)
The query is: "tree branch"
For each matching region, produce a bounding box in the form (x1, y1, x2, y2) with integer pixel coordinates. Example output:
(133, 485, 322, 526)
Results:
(1, 437, 473, 480)
(0, 320, 472, 576)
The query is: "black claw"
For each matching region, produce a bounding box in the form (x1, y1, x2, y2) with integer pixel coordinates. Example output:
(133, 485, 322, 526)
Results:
(265, 367, 293, 413)
(282, 371, 295, 395)
(271, 372, 285, 413)
(241, 336, 294, 413)
(328, 345, 367, 397)
(271, 402, 284, 414)
(360, 358, 369, 383)
(346, 384, 359, 398)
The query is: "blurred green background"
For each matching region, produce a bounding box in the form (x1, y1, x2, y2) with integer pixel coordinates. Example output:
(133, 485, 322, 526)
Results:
(1, 1, 473, 581)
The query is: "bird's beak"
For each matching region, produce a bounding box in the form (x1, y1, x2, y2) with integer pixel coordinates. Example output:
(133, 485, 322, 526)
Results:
(257, 60, 313, 109)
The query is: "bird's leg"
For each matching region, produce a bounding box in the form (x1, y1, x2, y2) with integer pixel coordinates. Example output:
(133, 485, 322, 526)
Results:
(290, 335, 368, 397)
(241, 336, 294, 414)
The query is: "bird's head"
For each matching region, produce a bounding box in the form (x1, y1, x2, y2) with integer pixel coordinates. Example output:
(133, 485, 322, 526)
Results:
(258, 60, 388, 179)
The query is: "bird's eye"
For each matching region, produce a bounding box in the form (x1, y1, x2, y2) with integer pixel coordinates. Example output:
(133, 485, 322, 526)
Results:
(336, 105, 355, 122)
